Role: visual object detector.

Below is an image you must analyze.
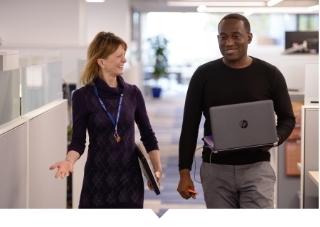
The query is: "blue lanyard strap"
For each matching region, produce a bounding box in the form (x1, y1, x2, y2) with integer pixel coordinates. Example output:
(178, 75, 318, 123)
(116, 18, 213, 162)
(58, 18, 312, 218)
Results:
(93, 85, 123, 137)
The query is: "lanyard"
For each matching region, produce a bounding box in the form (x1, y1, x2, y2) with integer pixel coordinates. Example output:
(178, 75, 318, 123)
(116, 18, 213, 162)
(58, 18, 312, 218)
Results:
(94, 85, 123, 141)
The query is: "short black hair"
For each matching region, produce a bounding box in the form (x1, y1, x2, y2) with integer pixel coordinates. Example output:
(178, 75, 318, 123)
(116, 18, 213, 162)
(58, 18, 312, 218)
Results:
(218, 13, 251, 33)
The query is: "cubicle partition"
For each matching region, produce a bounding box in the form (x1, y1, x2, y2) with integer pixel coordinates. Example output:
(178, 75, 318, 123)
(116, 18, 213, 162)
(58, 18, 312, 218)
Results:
(300, 106, 319, 208)
(0, 100, 68, 208)
(0, 119, 28, 208)
(26, 100, 68, 208)
(299, 63, 319, 208)
(0, 61, 68, 208)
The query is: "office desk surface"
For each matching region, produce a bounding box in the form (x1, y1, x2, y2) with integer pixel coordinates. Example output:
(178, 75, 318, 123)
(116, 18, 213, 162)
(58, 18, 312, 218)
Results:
(308, 171, 319, 187)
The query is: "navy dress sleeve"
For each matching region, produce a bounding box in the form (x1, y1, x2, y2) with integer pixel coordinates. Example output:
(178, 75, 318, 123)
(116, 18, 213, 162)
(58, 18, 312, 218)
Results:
(68, 88, 90, 156)
(134, 86, 159, 152)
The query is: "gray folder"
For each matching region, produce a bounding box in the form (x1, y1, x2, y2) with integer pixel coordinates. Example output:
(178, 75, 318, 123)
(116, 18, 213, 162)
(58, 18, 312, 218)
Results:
(135, 143, 160, 195)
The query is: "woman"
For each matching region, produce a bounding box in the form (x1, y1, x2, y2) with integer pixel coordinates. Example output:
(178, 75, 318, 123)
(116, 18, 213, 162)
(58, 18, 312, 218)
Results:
(50, 32, 162, 208)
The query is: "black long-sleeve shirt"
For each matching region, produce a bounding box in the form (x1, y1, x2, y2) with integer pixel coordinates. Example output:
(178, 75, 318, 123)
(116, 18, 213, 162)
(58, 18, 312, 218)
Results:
(179, 57, 295, 170)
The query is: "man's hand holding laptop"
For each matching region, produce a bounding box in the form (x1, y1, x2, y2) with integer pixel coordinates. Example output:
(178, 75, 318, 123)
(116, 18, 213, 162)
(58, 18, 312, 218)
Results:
(261, 137, 279, 151)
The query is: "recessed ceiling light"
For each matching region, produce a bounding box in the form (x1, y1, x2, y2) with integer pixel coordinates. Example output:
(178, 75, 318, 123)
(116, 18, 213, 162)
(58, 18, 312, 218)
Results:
(203, 7, 313, 14)
(197, 5, 206, 13)
(167, 1, 266, 7)
(267, 0, 283, 7)
(86, 0, 105, 2)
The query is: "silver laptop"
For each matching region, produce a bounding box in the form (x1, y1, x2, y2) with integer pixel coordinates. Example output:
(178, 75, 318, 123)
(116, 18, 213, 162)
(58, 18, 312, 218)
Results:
(207, 100, 278, 153)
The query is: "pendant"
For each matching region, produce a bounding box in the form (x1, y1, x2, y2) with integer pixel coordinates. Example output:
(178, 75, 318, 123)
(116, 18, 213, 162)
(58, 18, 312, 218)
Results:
(115, 135, 121, 143)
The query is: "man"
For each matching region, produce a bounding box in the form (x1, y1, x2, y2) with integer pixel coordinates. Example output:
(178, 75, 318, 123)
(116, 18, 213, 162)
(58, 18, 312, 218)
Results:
(177, 13, 295, 208)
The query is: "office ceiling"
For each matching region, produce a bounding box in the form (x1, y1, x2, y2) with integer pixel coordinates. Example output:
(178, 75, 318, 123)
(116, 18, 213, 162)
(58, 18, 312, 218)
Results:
(130, 0, 319, 13)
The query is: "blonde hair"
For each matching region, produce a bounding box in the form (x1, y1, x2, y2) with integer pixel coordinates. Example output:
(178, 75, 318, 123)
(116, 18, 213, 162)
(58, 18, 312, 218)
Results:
(80, 32, 127, 86)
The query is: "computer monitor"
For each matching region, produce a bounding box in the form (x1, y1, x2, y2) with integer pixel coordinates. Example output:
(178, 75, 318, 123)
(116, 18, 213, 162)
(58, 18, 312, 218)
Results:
(285, 31, 319, 53)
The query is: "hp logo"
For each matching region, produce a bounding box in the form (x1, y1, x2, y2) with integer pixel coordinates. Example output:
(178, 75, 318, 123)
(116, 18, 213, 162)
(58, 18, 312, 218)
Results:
(240, 120, 248, 128)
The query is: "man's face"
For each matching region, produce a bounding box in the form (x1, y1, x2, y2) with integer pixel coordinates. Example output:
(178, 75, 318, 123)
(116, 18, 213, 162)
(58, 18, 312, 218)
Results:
(217, 19, 252, 66)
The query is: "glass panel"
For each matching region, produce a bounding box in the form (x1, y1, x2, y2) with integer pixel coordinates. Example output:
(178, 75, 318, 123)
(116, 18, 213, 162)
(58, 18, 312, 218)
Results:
(0, 69, 20, 126)
(298, 14, 319, 31)
(20, 62, 62, 115)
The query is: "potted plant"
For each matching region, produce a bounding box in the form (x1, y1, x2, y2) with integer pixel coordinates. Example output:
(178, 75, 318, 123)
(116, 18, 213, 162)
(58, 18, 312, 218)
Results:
(147, 35, 169, 98)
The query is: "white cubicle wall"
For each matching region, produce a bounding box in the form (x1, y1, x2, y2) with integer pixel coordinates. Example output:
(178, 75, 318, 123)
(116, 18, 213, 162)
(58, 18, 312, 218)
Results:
(0, 100, 68, 208)
(25, 100, 68, 208)
(0, 119, 28, 208)
(300, 106, 319, 208)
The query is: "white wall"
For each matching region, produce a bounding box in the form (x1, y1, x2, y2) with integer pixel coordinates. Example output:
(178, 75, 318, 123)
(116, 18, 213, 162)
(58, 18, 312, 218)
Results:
(0, 0, 131, 47)
(86, 0, 131, 45)
(304, 63, 319, 105)
(0, 0, 134, 85)
(248, 46, 319, 93)
(0, 0, 81, 47)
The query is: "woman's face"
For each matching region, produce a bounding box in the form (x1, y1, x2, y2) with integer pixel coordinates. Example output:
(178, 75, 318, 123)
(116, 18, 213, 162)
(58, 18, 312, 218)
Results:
(102, 45, 127, 76)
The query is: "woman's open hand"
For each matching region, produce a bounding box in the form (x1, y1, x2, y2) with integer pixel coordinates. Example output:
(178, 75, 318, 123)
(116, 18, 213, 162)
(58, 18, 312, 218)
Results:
(49, 160, 74, 179)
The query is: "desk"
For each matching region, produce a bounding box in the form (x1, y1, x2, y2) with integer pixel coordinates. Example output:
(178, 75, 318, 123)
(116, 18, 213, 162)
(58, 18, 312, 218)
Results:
(308, 171, 319, 187)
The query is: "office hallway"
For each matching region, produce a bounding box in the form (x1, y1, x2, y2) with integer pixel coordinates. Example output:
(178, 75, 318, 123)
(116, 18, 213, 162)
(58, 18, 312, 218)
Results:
(138, 88, 207, 217)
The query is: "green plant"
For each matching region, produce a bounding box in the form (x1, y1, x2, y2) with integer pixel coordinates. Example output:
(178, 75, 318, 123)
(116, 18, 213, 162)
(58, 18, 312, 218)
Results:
(147, 35, 169, 84)
(67, 124, 72, 142)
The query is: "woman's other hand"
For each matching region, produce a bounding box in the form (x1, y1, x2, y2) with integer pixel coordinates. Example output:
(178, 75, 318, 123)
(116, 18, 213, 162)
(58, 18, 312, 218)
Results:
(49, 160, 74, 179)
(50, 150, 79, 179)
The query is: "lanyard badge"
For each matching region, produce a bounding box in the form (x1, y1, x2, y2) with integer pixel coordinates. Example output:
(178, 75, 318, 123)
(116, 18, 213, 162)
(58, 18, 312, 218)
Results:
(94, 85, 123, 142)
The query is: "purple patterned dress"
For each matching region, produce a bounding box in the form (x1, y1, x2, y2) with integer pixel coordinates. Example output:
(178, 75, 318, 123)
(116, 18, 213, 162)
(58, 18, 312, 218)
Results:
(68, 76, 158, 208)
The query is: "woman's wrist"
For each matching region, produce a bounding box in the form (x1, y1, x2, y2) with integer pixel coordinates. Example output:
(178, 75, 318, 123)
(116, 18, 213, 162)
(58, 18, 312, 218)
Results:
(65, 159, 74, 165)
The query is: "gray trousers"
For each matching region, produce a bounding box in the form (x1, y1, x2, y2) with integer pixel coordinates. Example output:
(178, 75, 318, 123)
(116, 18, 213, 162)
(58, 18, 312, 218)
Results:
(200, 161, 276, 208)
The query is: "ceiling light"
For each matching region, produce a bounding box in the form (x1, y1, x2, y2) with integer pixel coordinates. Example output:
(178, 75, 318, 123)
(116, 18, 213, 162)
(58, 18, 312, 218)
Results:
(197, 5, 206, 13)
(267, 0, 283, 7)
(167, 1, 266, 7)
(203, 7, 313, 14)
(86, 0, 105, 2)
(307, 5, 319, 12)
